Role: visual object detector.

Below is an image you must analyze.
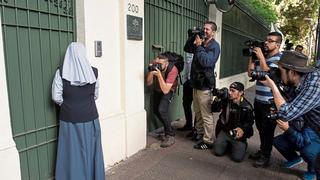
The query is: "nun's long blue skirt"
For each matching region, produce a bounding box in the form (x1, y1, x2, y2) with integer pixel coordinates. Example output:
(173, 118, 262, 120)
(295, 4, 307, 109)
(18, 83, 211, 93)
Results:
(55, 119, 105, 180)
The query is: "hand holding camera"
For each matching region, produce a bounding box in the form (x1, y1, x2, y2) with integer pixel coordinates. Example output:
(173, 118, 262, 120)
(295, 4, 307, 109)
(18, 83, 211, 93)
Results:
(194, 35, 204, 47)
(229, 127, 244, 139)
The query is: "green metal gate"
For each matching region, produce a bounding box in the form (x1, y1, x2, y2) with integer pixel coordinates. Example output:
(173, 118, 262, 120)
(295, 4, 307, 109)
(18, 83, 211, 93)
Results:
(220, 1, 269, 78)
(0, 0, 75, 179)
(144, 0, 208, 131)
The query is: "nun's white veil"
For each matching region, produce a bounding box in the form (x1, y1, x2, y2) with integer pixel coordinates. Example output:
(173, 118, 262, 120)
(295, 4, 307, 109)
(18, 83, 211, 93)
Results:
(62, 42, 97, 86)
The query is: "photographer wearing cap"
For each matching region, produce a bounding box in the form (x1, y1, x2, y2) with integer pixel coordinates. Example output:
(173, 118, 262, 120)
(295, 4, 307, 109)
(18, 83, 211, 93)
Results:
(213, 82, 254, 162)
(147, 52, 179, 148)
(184, 21, 221, 150)
(247, 32, 282, 167)
(262, 51, 320, 180)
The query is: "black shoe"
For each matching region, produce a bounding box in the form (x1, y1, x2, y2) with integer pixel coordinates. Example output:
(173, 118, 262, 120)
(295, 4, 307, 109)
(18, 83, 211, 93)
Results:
(193, 141, 213, 150)
(249, 150, 262, 160)
(253, 155, 270, 168)
(177, 126, 192, 131)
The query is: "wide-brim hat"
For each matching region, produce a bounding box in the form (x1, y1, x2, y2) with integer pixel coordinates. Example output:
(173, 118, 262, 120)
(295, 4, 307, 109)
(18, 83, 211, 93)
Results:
(276, 51, 316, 73)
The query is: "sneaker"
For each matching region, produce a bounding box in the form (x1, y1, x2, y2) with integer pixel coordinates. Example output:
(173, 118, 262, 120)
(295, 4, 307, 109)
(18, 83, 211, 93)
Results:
(253, 155, 270, 168)
(160, 136, 175, 148)
(302, 172, 316, 180)
(193, 141, 213, 150)
(249, 150, 262, 160)
(282, 157, 304, 168)
(157, 134, 166, 141)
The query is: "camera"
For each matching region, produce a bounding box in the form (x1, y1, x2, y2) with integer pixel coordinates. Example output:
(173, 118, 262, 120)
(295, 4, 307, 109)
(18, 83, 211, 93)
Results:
(212, 87, 229, 100)
(188, 26, 205, 41)
(148, 63, 162, 72)
(250, 67, 281, 85)
(242, 40, 267, 60)
(267, 113, 280, 121)
(229, 129, 238, 139)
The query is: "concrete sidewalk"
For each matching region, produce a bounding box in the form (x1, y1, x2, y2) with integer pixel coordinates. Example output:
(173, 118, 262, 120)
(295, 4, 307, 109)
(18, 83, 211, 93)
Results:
(106, 87, 307, 180)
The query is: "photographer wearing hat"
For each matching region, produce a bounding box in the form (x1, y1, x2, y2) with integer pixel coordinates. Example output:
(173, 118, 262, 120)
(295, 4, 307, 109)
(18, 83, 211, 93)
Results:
(213, 82, 254, 162)
(262, 51, 320, 180)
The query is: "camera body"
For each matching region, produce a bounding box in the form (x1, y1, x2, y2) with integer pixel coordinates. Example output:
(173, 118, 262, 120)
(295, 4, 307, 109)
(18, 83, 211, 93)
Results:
(188, 26, 205, 41)
(148, 63, 162, 72)
(229, 129, 237, 139)
(242, 40, 267, 60)
(250, 67, 281, 85)
(212, 87, 229, 100)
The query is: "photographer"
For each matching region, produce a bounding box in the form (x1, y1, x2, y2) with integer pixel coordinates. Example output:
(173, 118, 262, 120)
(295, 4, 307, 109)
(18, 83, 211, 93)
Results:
(213, 82, 254, 162)
(247, 32, 282, 167)
(184, 21, 221, 150)
(147, 52, 179, 148)
(262, 51, 320, 180)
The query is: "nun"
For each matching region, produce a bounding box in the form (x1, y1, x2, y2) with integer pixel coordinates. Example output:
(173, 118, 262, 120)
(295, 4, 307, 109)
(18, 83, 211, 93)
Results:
(52, 42, 105, 180)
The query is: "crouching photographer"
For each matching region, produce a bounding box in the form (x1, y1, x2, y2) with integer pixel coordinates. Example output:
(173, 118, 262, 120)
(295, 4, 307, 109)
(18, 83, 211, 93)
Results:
(212, 82, 254, 162)
(262, 51, 320, 180)
(146, 52, 181, 148)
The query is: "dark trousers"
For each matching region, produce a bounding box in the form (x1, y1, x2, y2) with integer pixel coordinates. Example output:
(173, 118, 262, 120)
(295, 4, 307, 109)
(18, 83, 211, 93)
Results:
(182, 80, 193, 129)
(153, 91, 175, 136)
(254, 100, 276, 157)
(214, 131, 247, 162)
(316, 153, 320, 180)
(273, 128, 320, 174)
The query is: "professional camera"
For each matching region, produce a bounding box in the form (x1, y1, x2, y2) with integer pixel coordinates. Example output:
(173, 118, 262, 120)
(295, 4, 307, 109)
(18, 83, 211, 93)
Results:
(188, 26, 205, 41)
(229, 129, 238, 139)
(148, 63, 162, 72)
(242, 40, 267, 60)
(250, 67, 281, 85)
(267, 113, 280, 121)
(212, 87, 229, 100)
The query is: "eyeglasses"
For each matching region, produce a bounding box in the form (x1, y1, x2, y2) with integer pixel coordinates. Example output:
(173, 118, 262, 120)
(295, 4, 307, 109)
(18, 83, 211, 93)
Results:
(265, 39, 278, 44)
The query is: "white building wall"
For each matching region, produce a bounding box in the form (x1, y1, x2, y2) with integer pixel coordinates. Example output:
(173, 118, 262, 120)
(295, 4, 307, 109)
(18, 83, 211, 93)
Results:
(79, 0, 146, 168)
(0, 17, 21, 180)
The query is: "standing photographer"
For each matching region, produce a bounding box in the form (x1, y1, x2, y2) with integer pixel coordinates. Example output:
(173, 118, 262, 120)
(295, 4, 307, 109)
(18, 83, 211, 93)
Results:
(184, 21, 220, 149)
(147, 52, 179, 148)
(247, 32, 282, 167)
(262, 51, 320, 180)
(213, 82, 254, 162)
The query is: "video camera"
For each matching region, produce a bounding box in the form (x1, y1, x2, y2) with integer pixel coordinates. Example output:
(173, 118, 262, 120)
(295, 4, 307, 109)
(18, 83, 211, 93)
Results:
(188, 26, 205, 41)
(242, 40, 267, 60)
(148, 63, 162, 72)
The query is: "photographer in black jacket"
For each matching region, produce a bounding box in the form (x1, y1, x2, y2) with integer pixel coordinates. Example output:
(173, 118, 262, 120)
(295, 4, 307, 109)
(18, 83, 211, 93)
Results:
(213, 82, 254, 162)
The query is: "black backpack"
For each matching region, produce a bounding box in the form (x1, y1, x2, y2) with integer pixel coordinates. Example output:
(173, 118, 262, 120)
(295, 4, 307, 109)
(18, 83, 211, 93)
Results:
(162, 51, 184, 94)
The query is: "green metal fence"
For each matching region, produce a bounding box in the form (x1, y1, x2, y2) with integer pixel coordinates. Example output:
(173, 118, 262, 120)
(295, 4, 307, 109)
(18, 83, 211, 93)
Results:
(0, 0, 75, 179)
(144, 0, 208, 131)
(220, 1, 269, 78)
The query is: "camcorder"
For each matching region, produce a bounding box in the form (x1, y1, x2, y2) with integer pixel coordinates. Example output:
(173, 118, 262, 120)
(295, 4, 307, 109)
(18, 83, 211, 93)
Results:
(242, 40, 268, 60)
(148, 63, 162, 72)
(188, 26, 205, 42)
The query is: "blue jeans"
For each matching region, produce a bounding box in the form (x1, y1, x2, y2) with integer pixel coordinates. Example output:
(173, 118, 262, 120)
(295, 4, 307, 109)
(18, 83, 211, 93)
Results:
(273, 127, 320, 173)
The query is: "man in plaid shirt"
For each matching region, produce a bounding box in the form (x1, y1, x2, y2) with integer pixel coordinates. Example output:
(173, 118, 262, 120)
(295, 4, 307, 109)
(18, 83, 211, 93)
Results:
(263, 51, 320, 180)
